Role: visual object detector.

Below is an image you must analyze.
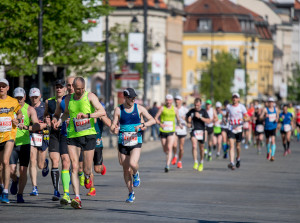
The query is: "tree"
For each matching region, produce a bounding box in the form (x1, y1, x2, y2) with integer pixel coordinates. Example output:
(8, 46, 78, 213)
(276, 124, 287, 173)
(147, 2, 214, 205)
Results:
(288, 63, 300, 102)
(200, 51, 237, 102)
(0, 0, 111, 77)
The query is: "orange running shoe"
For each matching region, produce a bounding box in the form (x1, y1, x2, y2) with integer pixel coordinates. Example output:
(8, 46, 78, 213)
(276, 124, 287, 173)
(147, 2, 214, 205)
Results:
(270, 156, 275, 162)
(177, 161, 182, 169)
(71, 197, 82, 209)
(171, 156, 177, 165)
(84, 177, 92, 189)
(87, 187, 96, 196)
(101, 164, 106, 175)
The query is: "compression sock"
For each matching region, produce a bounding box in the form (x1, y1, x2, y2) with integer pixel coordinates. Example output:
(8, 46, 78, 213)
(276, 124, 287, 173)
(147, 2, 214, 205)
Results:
(61, 170, 70, 194)
(78, 171, 84, 177)
(271, 144, 276, 156)
(287, 141, 290, 149)
(283, 143, 287, 151)
(208, 146, 212, 153)
(51, 168, 60, 191)
(222, 143, 227, 152)
(213, 145, 216, 150)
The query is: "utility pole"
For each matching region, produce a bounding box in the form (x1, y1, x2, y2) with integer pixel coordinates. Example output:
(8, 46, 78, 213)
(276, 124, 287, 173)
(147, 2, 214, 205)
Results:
(143, 0, 148, 105)
(38, 0, 43, 94)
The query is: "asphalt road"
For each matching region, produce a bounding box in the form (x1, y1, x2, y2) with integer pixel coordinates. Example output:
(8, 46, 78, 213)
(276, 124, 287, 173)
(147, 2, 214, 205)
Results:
(1, 138, 300, 223)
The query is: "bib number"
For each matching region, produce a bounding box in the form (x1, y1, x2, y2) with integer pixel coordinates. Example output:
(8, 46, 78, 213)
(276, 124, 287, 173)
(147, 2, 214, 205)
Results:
(163, 121, 173, 131)
(176, 125, 187, 135)
(256, 124, 264, 133)
(194, 130, 204, 140)
(73, 118, 91, 132)
(31, 133, 43, 147)
(284, 124, 291, 132)
(232, 125, 242, 134)
(122, 132, 138, 146)
(0, 117, 12, 132)
(268, 114, 276, 122)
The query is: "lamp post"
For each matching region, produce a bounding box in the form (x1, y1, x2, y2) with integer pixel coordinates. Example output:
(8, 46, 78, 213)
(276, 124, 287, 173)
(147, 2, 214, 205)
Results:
(142, 0, 148, 105)
(38, 0, 43, 93)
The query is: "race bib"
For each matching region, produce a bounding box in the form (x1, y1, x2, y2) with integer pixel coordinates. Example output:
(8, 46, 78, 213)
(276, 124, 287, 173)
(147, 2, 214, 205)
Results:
(256, 124, 264, 133)
(163, 121, 173, 131)
(73, 118, 91, 132)
(194, 130, 204, 140)
(268, 114, 276, 122)
(176, 125, 187, 135)
(122, 132, 138, 146)
(0, 117, 12, 132)
(243, 122, 249, 129)
(31, 133, 43, 147)
(232, 125, 242, 134)
(284, 124, 291, 132)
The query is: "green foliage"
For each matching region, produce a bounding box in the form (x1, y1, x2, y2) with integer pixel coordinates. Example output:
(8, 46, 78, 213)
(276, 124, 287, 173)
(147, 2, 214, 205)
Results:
(200, 51, 237, 102)
(288, 63, 300, 102)
(0, 0, 111, 77)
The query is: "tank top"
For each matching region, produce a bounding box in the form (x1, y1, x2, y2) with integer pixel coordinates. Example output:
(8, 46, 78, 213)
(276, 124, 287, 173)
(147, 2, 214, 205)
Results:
(214, 112, 222, 134)
(67, 92, 96, 138)
(265, 107, 277, 130)
(15, 103, 31, 146)
(206, 107, 214, 127)
(159, 105, 176, 133)
(34, 102, 45, 122)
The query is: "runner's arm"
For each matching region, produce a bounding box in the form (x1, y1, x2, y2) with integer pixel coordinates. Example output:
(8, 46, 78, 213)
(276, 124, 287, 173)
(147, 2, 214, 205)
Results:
(174, 107, 183, 128)
(100, 115, 112, 127)
(138, 105, 156, 128)
(87, 93, 107, 119)
(28, 106, 41, 132)
(43, 100, 49, 119)
(110, 107, 120, 134)
(154, 107, 163, 125)
(213, 109, 218, 122)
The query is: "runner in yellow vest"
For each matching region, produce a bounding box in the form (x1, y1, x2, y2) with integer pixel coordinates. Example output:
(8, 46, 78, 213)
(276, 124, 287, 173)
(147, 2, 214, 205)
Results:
(155, 94, 182, 173)
(10, 87, 40, 203)
(54, 77, 106, 209)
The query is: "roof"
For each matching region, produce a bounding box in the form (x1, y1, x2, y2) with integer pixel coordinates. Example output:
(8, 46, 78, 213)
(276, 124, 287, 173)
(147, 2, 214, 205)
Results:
(295, 0, 300, 10)
(109, 0, 167, 9)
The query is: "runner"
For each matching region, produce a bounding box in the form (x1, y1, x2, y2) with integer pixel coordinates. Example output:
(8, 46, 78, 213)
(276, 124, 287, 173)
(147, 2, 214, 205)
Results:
(54, 76, 106, 209)
(10, 87, 40, 203)
(260, 97, 278, 161)
(295, 106, 300, 141)
(204, 100, 218, 161)
(110, 88, 155, 203)
(252, 105, 264, 154)
(171, 95, 188, 168)
(279, 104, 293, 156)
(221, 100, 229, 159)
(213, 102, 223, 158)
(154, 94, 182, 172)
(226, 93, 249, 170)
(0, 78, 22, 203)
(242, 106, 252, 150)
(186, 98, 210, 171)
(28, 88, 50, 196)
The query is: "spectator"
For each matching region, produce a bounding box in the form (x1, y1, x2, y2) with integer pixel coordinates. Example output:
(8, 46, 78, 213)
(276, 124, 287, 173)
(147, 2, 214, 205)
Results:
(148, 102, 160, 140)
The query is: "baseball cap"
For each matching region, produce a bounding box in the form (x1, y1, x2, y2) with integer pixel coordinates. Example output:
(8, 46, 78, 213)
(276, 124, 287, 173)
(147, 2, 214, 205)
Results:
(29, 88, 41, 97)
(206, 99, 212, 105)
(123, 88, 137, 98)
(0, 78, 9, 86)
(166, 94, 173, 100)
(175, 95, 182, 100)
(268, 97, 275, 102)
(55, 79, 66, 87)
(13, 87, 25, 98)
(232, 93, 240, 98)
(216, 101, 222, 108)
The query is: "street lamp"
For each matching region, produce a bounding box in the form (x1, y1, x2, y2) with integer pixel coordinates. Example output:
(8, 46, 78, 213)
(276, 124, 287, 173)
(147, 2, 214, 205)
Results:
(243, 36, 255, 105)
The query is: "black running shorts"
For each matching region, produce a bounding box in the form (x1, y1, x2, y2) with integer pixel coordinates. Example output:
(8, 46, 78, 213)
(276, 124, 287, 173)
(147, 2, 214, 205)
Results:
(118, 143, 142, 156)
(10, 144, 31, 167)
(67, 135, 96, 151)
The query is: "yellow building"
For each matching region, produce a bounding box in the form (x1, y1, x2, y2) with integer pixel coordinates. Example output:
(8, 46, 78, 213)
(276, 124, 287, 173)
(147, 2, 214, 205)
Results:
(182, 0, 273, 103)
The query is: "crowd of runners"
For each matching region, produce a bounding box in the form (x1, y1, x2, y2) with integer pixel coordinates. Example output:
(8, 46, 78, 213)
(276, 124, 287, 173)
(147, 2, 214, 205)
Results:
(0, 77, 298, 208)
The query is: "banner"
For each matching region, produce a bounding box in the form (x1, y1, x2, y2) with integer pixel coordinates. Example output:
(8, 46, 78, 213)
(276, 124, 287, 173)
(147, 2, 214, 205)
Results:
(128, 33, 144, 63)
(231, 68, 245, 93)
(151, 53, 165, 76)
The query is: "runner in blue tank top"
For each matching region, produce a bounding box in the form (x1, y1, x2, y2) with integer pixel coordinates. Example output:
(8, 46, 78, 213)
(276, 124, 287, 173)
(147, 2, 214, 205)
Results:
(279, 104, 293, 156)
(111, 88, 156, 203)
(260, 97, 279, 161)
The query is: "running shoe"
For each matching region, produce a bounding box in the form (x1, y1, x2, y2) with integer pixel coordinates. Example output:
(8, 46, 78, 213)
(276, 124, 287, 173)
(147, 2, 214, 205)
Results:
(17, 194, 24, 203)
(10, 177, 19, 195)
(87, 187, 96, 196)
(133, 171, 140, 187)
(101, 164, 106, 175)
(270, 156, 275, 162)
(126, 192, 135, 203)
(79, 172, 85, 186)
(1, 192, 9, 203)
(42, 158, 49, 177)
(228, 163, 235, 170)
(71, 197, 82, 209)
(216, 153, 220, 159)
(84, 177, 92, 189)
(208, 155, 212, 161)
(52, 190, 61, 201)
(0, 185, 3, 202)
(204, 150, 208, 160)
(171, 156, 177, 165)
(198, 163, 203, 172)
(244, 144, 249, 150)
(164, 165, 169, 173)
(60, 193, 71, 205)
(177, 161, 182, 169)
(284, 151, 288, 156)
(287, 149, 291, 154)
(266, 153, 271, 160)
(193, 162, 198, 170)
(236, 159, 241, 168)
(30, 186, 38, 196)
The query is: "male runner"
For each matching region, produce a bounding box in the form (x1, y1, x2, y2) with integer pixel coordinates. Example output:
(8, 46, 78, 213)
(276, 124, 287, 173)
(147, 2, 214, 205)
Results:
(295, 106, 300, 141)
(0, 78, 22, 203)
(171, 95, 188, 168)
(252, 105, 264, 154)
(260, 97, 278, 161)
(279, 104, 293, 156)
(10, 87, 40, 203)
(213, 102, 223, 158)
(226, 93, 249, 170)
(28, 88, 50, 196)
(110, 88, 155, 202)
(54, 77, 106, 209)
(186, 98, 210, 171)
(154, 94, 182, 172)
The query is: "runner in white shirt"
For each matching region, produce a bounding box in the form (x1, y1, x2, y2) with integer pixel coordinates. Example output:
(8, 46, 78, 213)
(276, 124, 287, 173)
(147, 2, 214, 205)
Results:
(226, 93, 249, 170)
(171, 96, 189, 169)
(205, 100, 218, 161)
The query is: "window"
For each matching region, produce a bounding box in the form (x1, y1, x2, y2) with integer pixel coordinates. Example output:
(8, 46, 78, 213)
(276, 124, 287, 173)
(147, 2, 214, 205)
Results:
(198, 19, 212, 32)
(198, 47, 210, 61)
(229, 47, 239, 58)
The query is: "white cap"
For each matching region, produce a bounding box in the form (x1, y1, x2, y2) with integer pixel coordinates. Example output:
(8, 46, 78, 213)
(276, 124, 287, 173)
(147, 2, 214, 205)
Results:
(175, 95, 182, 100)
(232, 92, 240, 98)
(29, 88, 41, 97)
(296, 105, 300, 110)
(268, 97, 275, 102)
(13, 87, 25, 97)
(166, 94, 173, 100)
(0, 78, 9, 86)
(255, 104, 262, 109)
(216, 101, 222, 108)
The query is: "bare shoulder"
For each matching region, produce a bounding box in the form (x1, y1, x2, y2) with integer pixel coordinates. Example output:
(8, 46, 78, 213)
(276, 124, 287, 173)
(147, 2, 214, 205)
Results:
(88, 92, 97, 100)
